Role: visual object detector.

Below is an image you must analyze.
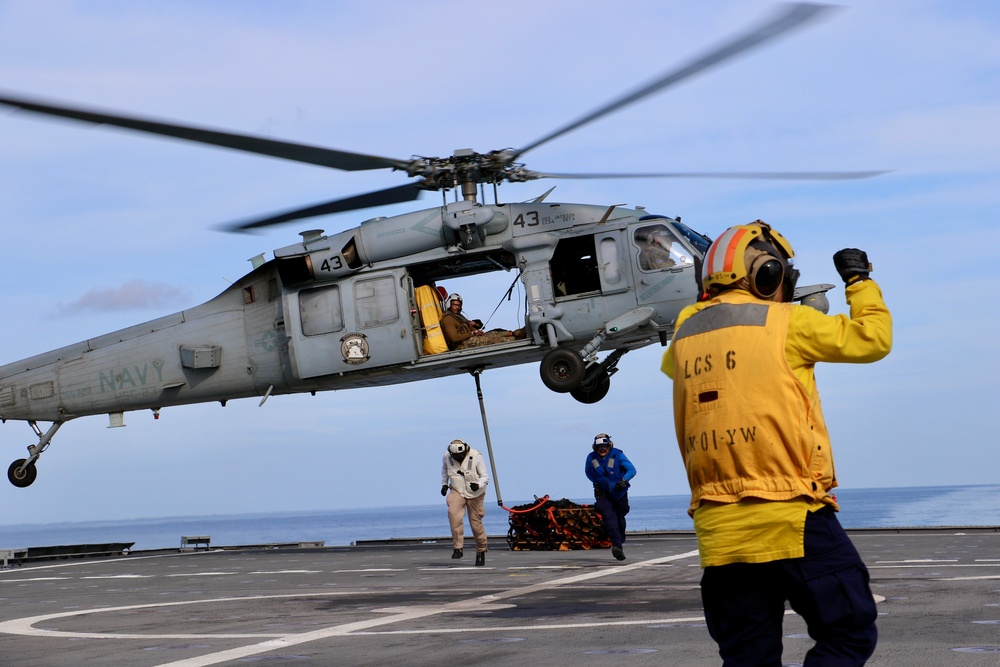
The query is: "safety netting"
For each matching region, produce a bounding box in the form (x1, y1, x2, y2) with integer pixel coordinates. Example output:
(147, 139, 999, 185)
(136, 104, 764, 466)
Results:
(505, 496, 611, 551)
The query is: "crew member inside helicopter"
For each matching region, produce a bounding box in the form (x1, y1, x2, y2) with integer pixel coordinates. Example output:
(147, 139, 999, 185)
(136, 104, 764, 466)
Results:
(440, 293, 525, 350)
(636, 225, 692, 271)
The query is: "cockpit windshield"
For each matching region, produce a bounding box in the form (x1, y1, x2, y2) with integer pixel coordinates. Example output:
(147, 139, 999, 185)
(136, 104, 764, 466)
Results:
(672, 221, 712, 254)
(637, 215, 711, 256)
(633, 223, 694, 272)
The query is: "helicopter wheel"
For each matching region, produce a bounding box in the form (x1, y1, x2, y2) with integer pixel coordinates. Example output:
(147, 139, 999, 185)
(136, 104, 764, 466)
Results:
(570, 369, 611, 404)
(8, 458, 37, 488)
(539, 348, 586, 393)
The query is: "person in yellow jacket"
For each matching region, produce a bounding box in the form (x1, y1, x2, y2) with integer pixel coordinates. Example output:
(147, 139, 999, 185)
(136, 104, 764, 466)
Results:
(662, 220, 891, 666)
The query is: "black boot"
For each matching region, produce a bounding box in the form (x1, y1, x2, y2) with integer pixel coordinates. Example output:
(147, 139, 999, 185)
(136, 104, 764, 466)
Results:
(475, 551, 485, 566)
(451, 548, 463, 559)
(611, 545, 625, 561)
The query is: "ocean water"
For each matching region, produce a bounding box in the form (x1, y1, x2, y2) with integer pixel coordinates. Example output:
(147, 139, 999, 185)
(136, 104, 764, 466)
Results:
(1, 484, 997, 552)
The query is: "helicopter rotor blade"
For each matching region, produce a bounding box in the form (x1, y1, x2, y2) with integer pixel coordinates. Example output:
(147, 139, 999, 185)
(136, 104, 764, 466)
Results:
(222, 182, 426, 233)
(510, 3, 834, 161)
(0, 92, 412, 172)
(515, 170, 889, 182)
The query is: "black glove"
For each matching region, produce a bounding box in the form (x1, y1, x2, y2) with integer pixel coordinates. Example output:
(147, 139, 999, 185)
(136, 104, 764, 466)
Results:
(833, 248, 871, 285)
(470, 482, 479, 492)
(614, 480, 627, 492)
(441, 485, 448, 496)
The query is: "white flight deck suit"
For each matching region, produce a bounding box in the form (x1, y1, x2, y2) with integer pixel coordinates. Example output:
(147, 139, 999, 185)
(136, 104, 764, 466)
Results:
(441, 447, 489, 552)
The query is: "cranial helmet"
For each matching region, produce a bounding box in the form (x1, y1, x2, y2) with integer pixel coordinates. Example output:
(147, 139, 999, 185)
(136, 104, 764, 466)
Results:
(592, 433, 613, 451)
(701, 220, 799, 301)
(446, 293, 463, 308)
(448, 439, 469, 457)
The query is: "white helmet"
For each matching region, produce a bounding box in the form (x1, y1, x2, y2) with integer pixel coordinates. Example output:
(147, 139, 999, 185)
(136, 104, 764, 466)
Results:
(592, 433, 613, 451)
(446, 293, 463, 308)
(448, 439, 469, 456)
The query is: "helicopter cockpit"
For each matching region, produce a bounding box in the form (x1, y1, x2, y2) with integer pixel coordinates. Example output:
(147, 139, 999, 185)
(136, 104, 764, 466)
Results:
(634, 223, 695, 272)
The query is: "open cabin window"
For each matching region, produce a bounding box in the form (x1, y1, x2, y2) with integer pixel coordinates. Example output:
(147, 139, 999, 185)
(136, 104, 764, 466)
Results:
(299, 285, 344, 336)
(551, 235, 601, 298)
(341, 238, 362, 270)
(277, 255, 314, 286)
(355, 276, 399, 328)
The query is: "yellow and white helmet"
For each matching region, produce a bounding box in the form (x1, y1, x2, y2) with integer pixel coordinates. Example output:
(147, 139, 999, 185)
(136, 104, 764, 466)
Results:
(701, 220, 798, 300)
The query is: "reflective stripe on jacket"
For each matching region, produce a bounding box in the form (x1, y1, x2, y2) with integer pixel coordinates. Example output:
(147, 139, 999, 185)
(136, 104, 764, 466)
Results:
(441, 447, 488, 499)
(585, 447, 636, 501)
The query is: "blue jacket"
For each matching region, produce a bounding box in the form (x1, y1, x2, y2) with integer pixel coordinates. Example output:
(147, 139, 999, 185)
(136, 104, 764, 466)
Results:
(585, 447, 636, 501)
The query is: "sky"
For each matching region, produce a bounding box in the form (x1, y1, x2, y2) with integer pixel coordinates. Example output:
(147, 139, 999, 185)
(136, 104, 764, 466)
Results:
(0, 1, 998, 527)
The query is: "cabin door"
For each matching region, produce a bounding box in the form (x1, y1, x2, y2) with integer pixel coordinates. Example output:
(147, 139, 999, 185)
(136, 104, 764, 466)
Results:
(284, 269, 418, 379)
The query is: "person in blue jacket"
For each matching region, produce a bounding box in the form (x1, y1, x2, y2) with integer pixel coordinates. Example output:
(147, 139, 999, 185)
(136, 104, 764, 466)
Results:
(585, 433, 637, 560)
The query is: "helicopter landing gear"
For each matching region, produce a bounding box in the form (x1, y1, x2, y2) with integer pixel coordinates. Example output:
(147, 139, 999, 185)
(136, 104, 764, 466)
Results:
(539, 348, 586, 393)
(539, 346, 628, 403)
(7, 420, 64, 488)
(8, 459, 37, 488)
(570, 368, 610, 404)
(571, 348, 628, 404)
(550, 308, 653, 402)
(569, 370, 611, 404)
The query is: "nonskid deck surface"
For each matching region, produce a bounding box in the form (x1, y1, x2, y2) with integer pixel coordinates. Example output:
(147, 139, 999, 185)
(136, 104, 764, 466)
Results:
(0, 530, 998, 666)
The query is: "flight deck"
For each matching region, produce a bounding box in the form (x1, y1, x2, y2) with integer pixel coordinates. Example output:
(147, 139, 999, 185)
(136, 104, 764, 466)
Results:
(0, 529, 998, 666)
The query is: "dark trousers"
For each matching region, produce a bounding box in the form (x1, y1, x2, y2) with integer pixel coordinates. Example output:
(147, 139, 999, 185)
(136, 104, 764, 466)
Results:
(700, 506, 877, 667)
(594, 494, 629, 547)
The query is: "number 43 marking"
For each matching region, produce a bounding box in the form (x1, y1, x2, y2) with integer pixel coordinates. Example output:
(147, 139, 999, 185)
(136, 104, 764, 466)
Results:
(513, 211, 540, 228)
(320, 256, 343, 272)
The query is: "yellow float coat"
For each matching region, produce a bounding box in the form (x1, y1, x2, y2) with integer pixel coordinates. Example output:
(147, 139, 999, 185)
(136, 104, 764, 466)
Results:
(662, 282, 892, 565)
(415, 285, 448, 354)
(670, 301, 834, 512)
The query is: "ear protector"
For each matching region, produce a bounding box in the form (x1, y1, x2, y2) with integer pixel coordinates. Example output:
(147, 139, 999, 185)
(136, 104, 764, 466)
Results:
(702, 221, 799, 301)
(744, 240, 792, 300)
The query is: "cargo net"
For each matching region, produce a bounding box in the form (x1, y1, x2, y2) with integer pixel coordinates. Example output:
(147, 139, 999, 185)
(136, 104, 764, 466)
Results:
(505, 496, 611, 551)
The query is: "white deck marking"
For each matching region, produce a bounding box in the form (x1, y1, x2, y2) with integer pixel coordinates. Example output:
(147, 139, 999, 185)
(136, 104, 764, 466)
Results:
(353, 614, 717, 634)
(870, 563, 1000, 569)
(0, 551, 205, 576)
(874, 559, 957, 564)
(151, 551, 701, 667)
(0, 591, 363, 639)
(0, 551, 699, 666)
(330, 568, 405, 573)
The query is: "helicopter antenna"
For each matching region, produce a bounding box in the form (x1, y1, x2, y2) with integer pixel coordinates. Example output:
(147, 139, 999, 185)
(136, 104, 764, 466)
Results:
(528, 186, 558, 204)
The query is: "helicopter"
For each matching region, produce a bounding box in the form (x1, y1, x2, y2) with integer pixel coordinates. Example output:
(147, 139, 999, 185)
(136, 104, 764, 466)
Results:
(0, 3, 872, 488)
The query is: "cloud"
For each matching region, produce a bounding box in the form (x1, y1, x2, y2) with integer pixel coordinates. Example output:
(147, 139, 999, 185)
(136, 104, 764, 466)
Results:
(57, 279, 189, 315)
